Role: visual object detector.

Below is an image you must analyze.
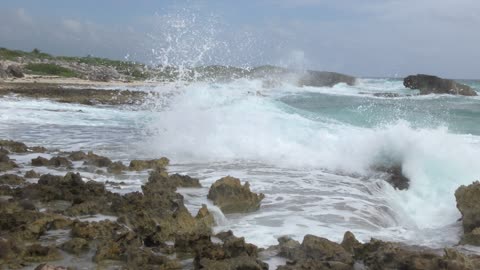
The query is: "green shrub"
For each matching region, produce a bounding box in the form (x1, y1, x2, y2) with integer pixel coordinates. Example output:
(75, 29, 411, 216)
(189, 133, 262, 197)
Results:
(25, 63, 77, 77)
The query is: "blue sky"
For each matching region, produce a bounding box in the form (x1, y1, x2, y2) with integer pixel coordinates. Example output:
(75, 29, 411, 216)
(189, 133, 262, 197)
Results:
(1, 0, 480, 78)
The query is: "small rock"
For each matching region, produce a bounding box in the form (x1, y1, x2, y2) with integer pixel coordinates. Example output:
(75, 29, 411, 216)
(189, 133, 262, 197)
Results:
(170, 173, 202, 188)
(129, 158, 169, 171)
(207, 176, 265, 214)
(25, 170, 41, 178)
(6, 65, 24, 78)
(31, 156, 50, 166)
(107, 161, 127, 174)
(60, 237, 89, 255)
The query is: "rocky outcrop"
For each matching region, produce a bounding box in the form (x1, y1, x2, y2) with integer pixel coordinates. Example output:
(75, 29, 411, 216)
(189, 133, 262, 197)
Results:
(0, 174, 26, 185)
(277, 234, 354, 270)
(208, 176, 265, 214)
(128, 158, 169, 171)
(455, 181, 480, 245)
(0, 152, 18, 172)
(0, 139, 46, 153)
(404, 74, 477, 96)
(6, 65, 24, 78)
(31, 156, 72, 168)
(298, 71, 356, 87)
(374, 165, 410, 190)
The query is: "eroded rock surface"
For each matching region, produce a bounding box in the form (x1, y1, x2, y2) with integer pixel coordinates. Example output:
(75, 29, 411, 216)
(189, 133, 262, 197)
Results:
(208, 176, 265, 214)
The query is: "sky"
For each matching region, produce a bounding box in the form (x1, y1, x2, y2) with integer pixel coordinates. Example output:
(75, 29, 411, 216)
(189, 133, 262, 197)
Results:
(0, 0, 479, 78)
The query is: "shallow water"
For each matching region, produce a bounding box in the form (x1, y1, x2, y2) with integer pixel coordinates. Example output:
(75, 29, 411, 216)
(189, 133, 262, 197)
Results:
(1, 78, 479, 250)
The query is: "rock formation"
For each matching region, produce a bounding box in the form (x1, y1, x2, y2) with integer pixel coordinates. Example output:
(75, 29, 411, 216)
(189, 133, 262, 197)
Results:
(404, 74, 477, 96)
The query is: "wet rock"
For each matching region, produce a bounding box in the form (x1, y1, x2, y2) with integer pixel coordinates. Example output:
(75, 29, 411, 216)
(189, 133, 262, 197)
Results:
(374, 165, 410, 190)
(0, 153, 17, 172)
(341, 231, 361, 254)
(6, 65, 24, 78)
(60, 237, 89, 255)
(107, 161, 127, 174)
(83, 151, 112, 167)
(129, 158, 170, 171)
(194, 231, 268, 270)
(0, 238, 22, 266)
(71, 220, 128, 240)
(31, 156, 50, 166)
(34, 264, 68, 270)
(404, 74, 477, 96)
(0, 174, 26, 185)
(23, 244, 62, 262)
(298, 71, 356, 87)
(68, 151, 87, 161)
(276, 234, 354, 270)
(169, 173, 202, 188)
(455, 181, 480, 234)
(0, 139, 28, 153)
(207, 176, 265, 214)
(49, 156, 72, 167)
(355, 238, 480, 270)
(25, 169, 41, 178)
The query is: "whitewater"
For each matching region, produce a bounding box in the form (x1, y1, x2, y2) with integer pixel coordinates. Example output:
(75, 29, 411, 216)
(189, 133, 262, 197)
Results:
(1, 77, 479, 251)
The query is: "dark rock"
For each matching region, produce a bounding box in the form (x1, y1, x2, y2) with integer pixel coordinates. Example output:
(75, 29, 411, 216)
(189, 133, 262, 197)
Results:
(341, 231, 361, 254)
(404, 74, 477, 96)
(23, 244, 62, 262)
(0, 174, 26, 185)
(31, 156, 50, 166)
(298, 71, 356, 87)
(60, 237, 89, 255)
(373, 165, 410, 190)
(48, 156, 72, 167)
(107, 161, 127, 174)
(0, 139, 28, 152)
(68, 151, 87, 161)
(455, 181, 480, 236)
(25, 169, 40, 178)
(169, 173, 202, 188)
(129, 157, 170, 171)
(207, 176, 265, 214)
(0, 153, 17, 172)
(6, 65, 24, 78)
(83, 151, 112, 167)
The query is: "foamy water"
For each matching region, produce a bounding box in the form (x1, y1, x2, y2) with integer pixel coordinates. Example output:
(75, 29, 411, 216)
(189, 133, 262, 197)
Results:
(1, 78, 479, 249)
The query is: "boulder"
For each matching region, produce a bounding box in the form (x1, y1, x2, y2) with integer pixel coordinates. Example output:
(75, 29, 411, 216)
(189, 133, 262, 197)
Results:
(0, 153, 18, 172)
(31, 156, 50, 166)
(31, 156, 72, 167)
(107, 161, 127, 174)
(207, 176, 265, 214)
(298, 71, 356, 87)
(374, 165, 410, 190)
(455, 181, 480, 235)
(25, 170, 40, 178)
(0, 174, 26, 185)
(0, 140, 28, 152)
(169, 173, 202, 188)
(6, 65, 24, 78)
(276, 234, 354, 270)
(404, 74, 477, 96)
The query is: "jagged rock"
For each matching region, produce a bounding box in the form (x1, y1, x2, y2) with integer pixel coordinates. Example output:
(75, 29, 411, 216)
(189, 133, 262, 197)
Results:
(31, 156, 50, 166)
(0, 139, 28, 152)
(107, 161, 127, 174)
(373, 165, 410, 190)
(207, 176, 265, 214)
(48, 156, 72, 167)
(341, 231, 361, 254)
(60, 237, 89, 255)
(169, 173, 202, 188)
(22, 244, 62, 262)
(68, 151, 87, 161)
(456, 181, 480, 241)
(129, 158, 169, 171)
(25, 170, 40, 178)
(194, 231, 268, 270)
(71, 220, 128, 240)
(0, 152, 17, 172)
(298, 71, 356, 87)
(355, 238, 480, 270)
(276, 234, 354, 270)
(6, 65, 24, 78)
(404, 74, 477, 96)
(83, 151, 112, 167)
(0, 174, 26, 185)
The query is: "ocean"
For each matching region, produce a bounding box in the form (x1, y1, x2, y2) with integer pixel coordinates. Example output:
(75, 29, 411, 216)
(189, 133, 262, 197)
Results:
(1, 77, 480, 251)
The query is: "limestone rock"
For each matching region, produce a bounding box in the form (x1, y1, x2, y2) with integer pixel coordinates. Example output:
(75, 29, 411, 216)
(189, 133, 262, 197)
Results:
(207, 176, 265, 214)
(129, 158, 169, 171)
(455, 181, 480, 234)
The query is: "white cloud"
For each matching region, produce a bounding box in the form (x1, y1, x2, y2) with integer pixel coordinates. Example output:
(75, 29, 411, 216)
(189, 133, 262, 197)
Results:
(62, 19, 83, 34)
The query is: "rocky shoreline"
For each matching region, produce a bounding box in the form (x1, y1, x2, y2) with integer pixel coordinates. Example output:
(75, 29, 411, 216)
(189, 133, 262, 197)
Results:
(1, 139, 480, 270)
